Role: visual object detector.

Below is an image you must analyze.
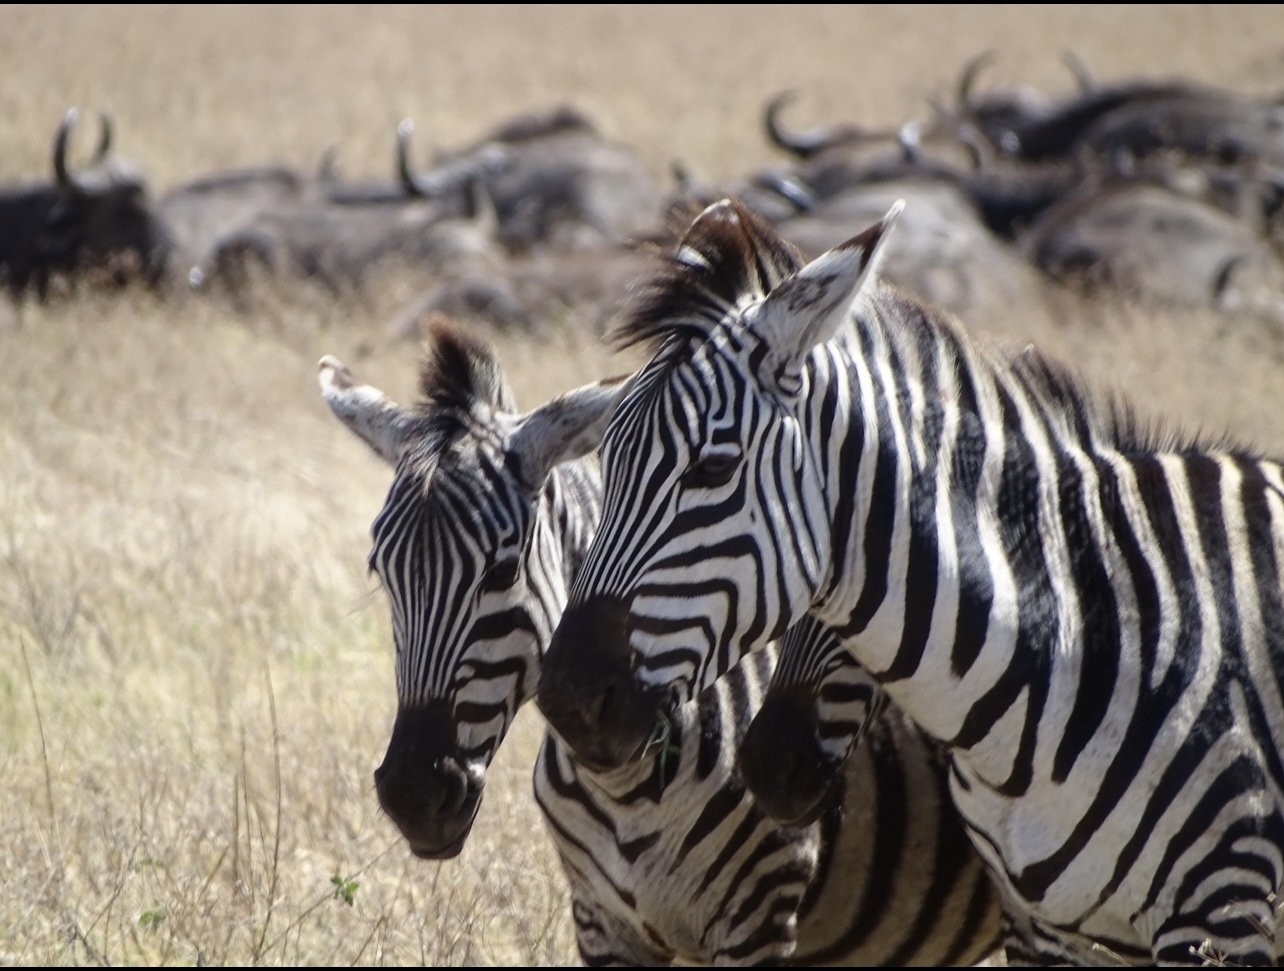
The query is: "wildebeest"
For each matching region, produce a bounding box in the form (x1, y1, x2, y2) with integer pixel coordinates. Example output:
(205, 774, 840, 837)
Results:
(381, 106, 665, 335)
(189, 104, 658, 298)
(927, 51, 1220, 165)
(398, 105, 662, 252)
(761, 87, 1085, 239)
(182, 118, 513, 296)
(775, 179, 1050, 321)
(187, 189, 502, 296)
(158, 164, 311, 289)
(754, 72, 1284, 325)
(1019, 177, 1284, 323)
(0, 108, 172, 298)
(692, 92, 1054, 318)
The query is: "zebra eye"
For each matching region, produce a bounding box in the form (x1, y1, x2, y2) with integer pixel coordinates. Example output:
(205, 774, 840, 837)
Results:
(481, 556, 521, 590)
(681, 450, 740, 490)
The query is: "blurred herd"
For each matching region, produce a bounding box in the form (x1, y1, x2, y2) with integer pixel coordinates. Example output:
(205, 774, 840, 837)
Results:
(5, 52, 1284, 334)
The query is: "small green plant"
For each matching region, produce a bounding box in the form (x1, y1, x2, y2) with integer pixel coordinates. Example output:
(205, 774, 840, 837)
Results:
(138, 909, 166, 930)
(646, 709, 681, 785)
(330, 873, 359, 906)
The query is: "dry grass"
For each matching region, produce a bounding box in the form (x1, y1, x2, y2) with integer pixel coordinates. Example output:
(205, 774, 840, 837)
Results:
(2, 5, 1283, 966)
(0, 288, 622, 965)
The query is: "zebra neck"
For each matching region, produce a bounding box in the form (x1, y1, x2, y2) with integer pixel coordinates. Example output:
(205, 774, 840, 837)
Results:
(545, 453, 604, 598)
(808, 286, 1104, 759)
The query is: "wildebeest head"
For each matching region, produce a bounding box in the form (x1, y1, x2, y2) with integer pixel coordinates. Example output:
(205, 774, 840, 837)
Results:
(0, 108, 172, 298)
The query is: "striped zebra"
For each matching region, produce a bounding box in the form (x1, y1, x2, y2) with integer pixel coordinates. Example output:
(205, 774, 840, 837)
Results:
(318, 323, 1005, 966)
(536, 196, 1284, 965)
(739, 617, 888, 828)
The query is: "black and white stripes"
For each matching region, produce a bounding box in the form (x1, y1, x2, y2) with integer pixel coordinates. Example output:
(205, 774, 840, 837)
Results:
(538, 197, 1284, 965)
(320, 323, 1005, 966)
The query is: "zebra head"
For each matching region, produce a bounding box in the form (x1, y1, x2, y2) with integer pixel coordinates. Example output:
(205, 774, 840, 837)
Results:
(739, 616, 884, 827)
(319, 325, 627, 859)
(538, 197, 900, 772)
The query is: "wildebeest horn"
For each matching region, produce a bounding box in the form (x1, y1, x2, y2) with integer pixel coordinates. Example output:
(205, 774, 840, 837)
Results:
(398, 117, 509, 199)
(1061, 51, 1094, 93)
(764, 91, 898, 160)
(954, 123, 997, 170)
(396, 117, 420, 195)
(316, 145, 340, 184)
(53, 108, 113, 192)
(53, 108, 80, 188)
(92, 113, 112, 163)
(956, 50, 998, 108)
(752, 170, 818, 211)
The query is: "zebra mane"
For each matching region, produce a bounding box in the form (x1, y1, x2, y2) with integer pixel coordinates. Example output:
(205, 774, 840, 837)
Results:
(1000, 340, 1114, 445)
(613, 198, 1261, 463)
(888, 285, 1241, 458)
(405, 319, 517, 464)
(1095, 384, 1257, 458)
(610, 197, 804, 355)
(958, 308, 1256, 459)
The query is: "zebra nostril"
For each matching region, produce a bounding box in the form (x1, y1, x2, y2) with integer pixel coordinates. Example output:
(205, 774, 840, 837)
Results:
(432, 759, 470, 817)
(591, 680, 617, 730)
(776, 744, 800, 786)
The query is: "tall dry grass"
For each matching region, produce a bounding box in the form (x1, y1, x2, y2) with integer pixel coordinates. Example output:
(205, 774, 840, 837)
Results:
(0, 286, 633, 965)
(2, 5, 1283, 966)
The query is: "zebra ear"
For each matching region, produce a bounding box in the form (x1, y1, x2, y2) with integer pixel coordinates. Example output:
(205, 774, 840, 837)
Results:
(318, 355, 414, 466)
(757, 199, 902, 384)
(508, 373, 633, 491)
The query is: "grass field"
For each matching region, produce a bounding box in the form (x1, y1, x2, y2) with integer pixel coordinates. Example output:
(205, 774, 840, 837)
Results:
(3, 5, 1283, 965)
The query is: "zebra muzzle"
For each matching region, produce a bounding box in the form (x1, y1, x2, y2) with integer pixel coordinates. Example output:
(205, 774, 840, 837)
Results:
(539, 594, 663, 772)
(373, 701, 485, 859)
(739, 685, 839, 828)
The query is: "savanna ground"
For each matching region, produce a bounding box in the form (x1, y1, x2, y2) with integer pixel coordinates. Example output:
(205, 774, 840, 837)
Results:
(3, 5, 1284, 965)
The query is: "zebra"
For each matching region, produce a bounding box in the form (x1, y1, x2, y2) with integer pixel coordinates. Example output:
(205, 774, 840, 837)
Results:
(318, 322, 1006, 966)
(738, 615, 884, 829)
(536, 195, 1284, 965)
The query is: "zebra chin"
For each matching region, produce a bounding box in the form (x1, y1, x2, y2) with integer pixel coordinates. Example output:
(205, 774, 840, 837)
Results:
(538, 594, 671, 772)
(738, 687, 841, 828)
(373, 702, 486, 860)
(397, 806, 482, 861)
